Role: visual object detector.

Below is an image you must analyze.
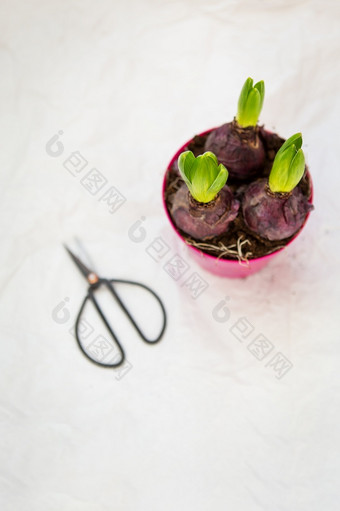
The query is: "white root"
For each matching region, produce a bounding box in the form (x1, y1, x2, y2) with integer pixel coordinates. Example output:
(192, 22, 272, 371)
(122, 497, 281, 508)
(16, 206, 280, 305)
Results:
(186, 235, 253, 265)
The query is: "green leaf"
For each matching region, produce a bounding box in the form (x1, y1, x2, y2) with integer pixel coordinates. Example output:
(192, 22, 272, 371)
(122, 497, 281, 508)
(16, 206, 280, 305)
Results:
(178, 151, 196, 188)
(236, 76, 265, 127)
(203, 151, 218, 166)
(276, 132, 302, 156)
(177, 150, 229, 203)
(269, 146, 295, 192)
(286, 148, 305, 191)
(237, 77, 253, 120)
(191, 153, 218, 201)
(206, 164, 229, 201)
(269, 133, 306, 193)
(254, 80, 265, 111)
(244, 88, 261, 126)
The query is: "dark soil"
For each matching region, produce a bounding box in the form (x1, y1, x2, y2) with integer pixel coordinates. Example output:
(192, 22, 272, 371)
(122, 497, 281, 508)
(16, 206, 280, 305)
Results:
(164, 127, 313, 261)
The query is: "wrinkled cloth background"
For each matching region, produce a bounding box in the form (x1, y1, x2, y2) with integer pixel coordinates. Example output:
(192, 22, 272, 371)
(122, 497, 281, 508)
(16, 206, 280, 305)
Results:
(1, 1, 340, 510)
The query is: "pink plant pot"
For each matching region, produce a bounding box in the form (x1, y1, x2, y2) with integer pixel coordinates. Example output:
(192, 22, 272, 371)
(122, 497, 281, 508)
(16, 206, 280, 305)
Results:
(162, 128, 313, 279)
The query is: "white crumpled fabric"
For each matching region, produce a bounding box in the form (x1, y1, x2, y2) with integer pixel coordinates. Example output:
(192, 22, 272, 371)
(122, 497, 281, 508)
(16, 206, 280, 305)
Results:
(1, 1, 340, 510)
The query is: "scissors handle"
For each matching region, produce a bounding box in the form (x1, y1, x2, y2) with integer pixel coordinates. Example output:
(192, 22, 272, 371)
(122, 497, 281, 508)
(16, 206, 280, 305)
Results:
(75, 290, 126, 368)
(107, 278, 167, 344)
(75, 278, 166, 368)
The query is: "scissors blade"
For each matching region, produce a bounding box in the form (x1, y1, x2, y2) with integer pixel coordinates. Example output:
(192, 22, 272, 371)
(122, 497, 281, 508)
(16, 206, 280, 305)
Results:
(73, 236, 98, 274)
(64, 244, 99, 284)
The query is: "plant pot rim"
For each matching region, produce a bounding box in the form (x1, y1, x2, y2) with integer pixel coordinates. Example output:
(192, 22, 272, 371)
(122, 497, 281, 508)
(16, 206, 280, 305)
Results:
(162, 126, 314, 267)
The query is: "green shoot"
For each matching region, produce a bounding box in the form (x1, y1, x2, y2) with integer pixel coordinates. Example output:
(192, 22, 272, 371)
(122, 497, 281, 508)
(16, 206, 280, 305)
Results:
(269, 133, 306, 193)
(178, 151, 229, 203)
(236, 77, 265, 128)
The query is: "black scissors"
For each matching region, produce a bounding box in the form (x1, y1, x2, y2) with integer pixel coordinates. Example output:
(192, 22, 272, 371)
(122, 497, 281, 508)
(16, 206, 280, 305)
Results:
(65, 244, 167, 368)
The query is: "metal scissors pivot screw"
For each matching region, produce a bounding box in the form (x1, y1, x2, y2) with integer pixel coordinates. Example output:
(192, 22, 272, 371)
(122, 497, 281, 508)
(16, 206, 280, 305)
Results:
(65, 244, 167, 368)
